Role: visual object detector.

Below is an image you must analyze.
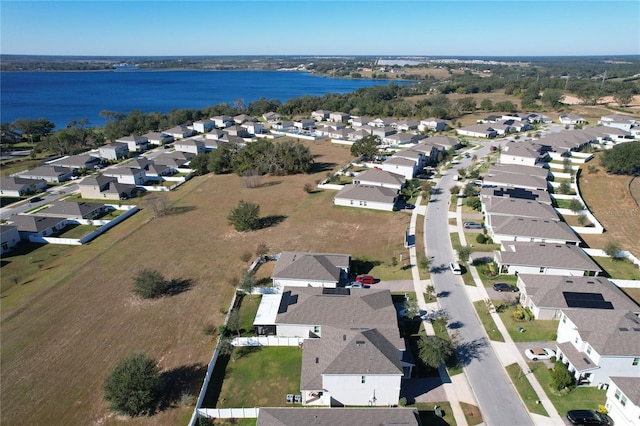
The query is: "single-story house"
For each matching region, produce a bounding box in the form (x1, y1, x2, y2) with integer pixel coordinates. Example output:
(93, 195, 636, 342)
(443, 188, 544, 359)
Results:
(0, 176, 48, 197)
(487, 216, 580, 245)
(192, 119, 216, 133)
(78, 175, 138, 200)
(334, 184, 398, 212)
(370, 117, 395, 128)
(480, 186, 553, 205)
(559, 114, 587, 126)
(10, 214, 67, 238)
(270, 251, 351, 290)
(154, 152, 194, 169)
(381, 132, 420, 146)
(49, 154, 101, 171)
(174, 139, 206, 155)
(482, 172, 549, 191)
(599, 114, 638, 133)
(163, 125, 194, 139)
(1, 225, 21, 254)
(495, 241, 602, 276)
(116, 135, 149, 152)
(419, 117, 447, 132)
(555, 309, 640, 386)
(256, 407, 420, 426)
(98, 142, 129, 160)
(604, 377, 640, 426)
(423, 135, 460, 150)
(394, 119, 419, 131)
(38, 201, 106, 220)
(224, 125, 252, 138)
(482, 197, 559, 221)
(456, 124, 497, 138)
(21, 165, 74, 183)
(517, 274, 640, 321)
(353, 169, 406, 190)
(233, 114, 255, 124)
(371, 126, 396, 140)
(486, 163, 549, 180)
(143, 131, 174, 146)
(263, 112, 282, 123)
(349, 116, 373, 127)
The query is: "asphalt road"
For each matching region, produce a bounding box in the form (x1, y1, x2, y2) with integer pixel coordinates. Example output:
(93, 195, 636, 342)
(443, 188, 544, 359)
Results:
(423, 142, 533, 426)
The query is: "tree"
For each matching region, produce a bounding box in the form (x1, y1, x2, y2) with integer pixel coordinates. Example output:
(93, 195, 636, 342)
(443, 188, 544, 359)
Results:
(132, 269, 169, 299)
(562, 157, 573, 174)
(604, 241, 623, 260)
(576, 214, 588, 226)
(350, 135, 381, 160)
(541, 89, 564, 109)
(417, 335, 454, 369)
(568, 199, 584, 213)
(425, 285, 436, 302)
(189, 153, 210, 176)
(449, 185, 461, 195)
(613, 90, 634, 107)
(550, 361, 574, 391)
(558, 181, 571, 195)
(227, 309, 241, 338)
(103, 353, 162, 417)
(480, 98, 494, 111)
(227, 200, 261, 231)
(600, 143, 640, 175)
(457, 246, 473, 263)
(145, 194, 170, 218)
(10, 118, 55, 143)
(462, 183, 475, 198)
(239, 270, 256, 296)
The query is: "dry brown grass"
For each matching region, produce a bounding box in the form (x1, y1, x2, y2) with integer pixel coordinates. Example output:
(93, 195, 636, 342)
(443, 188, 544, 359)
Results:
(0, 139, 411, 425)
(578, 154, 640, 259)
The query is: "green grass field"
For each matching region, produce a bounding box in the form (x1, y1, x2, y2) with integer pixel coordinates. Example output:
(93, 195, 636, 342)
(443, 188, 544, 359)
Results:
(497, 306, 559, 343)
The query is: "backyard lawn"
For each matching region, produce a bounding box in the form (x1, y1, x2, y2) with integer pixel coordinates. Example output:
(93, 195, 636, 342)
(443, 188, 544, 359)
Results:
(592, 256, 640, 280)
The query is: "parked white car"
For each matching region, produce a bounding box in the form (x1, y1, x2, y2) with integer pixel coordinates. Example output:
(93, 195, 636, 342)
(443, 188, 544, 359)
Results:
(524, 347, 555, 361)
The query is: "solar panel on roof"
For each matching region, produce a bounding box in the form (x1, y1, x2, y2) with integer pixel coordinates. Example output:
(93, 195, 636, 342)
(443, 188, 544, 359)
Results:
(562, 291, 614, 310)
(322, 288, 350, 296)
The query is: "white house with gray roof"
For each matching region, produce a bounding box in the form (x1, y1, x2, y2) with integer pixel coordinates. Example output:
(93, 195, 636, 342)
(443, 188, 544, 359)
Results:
(174, 138, 206, 155)
(103, 167, 146, 185)
(21, 165, 74, 183)
(555, 309, 640, 386)
(487, 216, 580, 245)
(517, 274, 640, 320)
(495, 242, 602, 276)
(0, 176, 47, 197)
(50, 154, 101, 171)
(419, 117, 447, 132)
(253, 286, 407, 406)
(456, 124, 497, 138)
(192, 119, 216, 133)
(605, 377, 640, 426)
(482, 172, 549, 191)
(483, 197, 558, 221)
(353, 169, 405, 190)
(98, 142, 129, 160)
(270, 252, 351, 290)
(10, 214, 67, 238)
(38, 201, 106, 220)
(486, 163, 549, 180)
(334, 184, 398, 212)
(257, 407, 419, 426)
(1, 225, 21, 254)
(116, 135, 149, 152)
(500, 141, 548, 166)
(378, 156, 419, 179)
(143, 131, 174, 146)
(480, 186, 553, 205)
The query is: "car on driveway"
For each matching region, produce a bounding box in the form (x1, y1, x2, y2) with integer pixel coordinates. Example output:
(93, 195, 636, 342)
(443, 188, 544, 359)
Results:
(355, 275, 375, 285)
(524, 347, 555, 361)
(463, 221, 482, 229)
(493, 282, 518, 292)
(566, 409, 613, 425)
(345, 282, 365, 289)
(399, 308, 428, 320)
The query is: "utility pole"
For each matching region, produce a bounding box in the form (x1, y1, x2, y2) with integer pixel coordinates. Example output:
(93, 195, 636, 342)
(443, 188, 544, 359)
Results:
(600, 70, 607, 90)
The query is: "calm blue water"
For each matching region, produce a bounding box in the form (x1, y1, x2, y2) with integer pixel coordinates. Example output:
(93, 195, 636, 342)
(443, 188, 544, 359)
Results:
(1, 70, 408, 129)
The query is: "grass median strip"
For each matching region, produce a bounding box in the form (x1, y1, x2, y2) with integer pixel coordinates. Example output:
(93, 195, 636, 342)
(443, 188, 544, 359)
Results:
(472, 300, 505, 342)
(505, 363, 549, 416)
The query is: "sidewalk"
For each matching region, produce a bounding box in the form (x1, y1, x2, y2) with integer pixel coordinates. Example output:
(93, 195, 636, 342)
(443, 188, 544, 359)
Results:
(454, 186, 565, 426)
(408, 194, 472, 426)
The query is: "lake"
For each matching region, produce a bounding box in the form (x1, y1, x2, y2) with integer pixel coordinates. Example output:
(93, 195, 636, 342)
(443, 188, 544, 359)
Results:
(1, 70, 409, 128)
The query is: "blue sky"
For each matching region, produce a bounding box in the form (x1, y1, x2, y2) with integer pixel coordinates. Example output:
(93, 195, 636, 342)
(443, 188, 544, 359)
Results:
(1, 1, 639, 56)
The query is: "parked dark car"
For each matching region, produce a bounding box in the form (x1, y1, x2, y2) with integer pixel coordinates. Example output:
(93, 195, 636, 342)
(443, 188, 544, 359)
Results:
(355, 275, 376, 285)
(566, 410, 613, 425)
(493, 283, 518, 292)
(29, 196, 43, 203)
(463, 221, 482, 229)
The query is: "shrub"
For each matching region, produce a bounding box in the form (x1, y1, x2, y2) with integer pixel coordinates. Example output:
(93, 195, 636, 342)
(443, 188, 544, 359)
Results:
(132, 269, 169, 299)
(103, 353, 162, 417)
(475, 233, 487, 244)
(550, 361, 574, 391)
(227, 200, 261, 232)
(399, 397, 408, 407)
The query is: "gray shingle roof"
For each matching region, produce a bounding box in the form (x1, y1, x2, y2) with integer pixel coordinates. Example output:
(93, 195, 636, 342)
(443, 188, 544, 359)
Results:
(335, 184, 398, 204)
(484, 197, 558, 219)
(40, 201, 105, 219)
(487, 163, 549, 179)
(489, 216, 579, 242)
(10, 215, 65, 233)
(562, 309, 640, 356)
(501, 141, 546, 160)
(483, 172, 548, 190)
(354, 169, 405, 186)
(609, 377, 640, 405)
(480, 187, 552, 205)
(257, 407, 420, 426)
(272, 252, 350, 282)
(497, 242, 602, 273)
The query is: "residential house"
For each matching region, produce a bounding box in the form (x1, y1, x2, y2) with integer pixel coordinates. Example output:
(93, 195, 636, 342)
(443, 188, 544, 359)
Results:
(349, 116, 373, 127)
(348, 128, 372, 142)
(499, 141, 548, 166)
(495, 241, 602, 276)
(98, 142, 129, 160)
(163, 125, 194, 140)
(225, 125, 252, 139)
(50, 154, 101, 171)
(456, 124, 497, 138)
(192, 119, 216, 133)
(211, 115, 234, 128)
(482, 172, 549, 191)
(116, 135, 149, 152)
(487, 216, 580, 245)
(232, 114, 252, 124)
(154, 152, 194, 169)
(205, 129, 226, 140)
(270, 251, 351, 290)
(241, 121, 263, 135)
(392, 149, 427, 169)
(371, 126, 396, 140)
(605, 377, 640, 426)
(394, 119, 419, 131)
(174, 139, 206, 155)
(38, 201, 106, 220)
(490, 123, 511, 136)
(480, 186, 553, 205)
(10, 214, 67, 238)
(370, 117, 395, 128)
(0, 176, 47, 197)
(145, 163, 173, 180)
(410, 141, 441, 164)
(502, 119, 530, 133)
(517, 274, 640, 321)
(78, 175, 137, 200)
(311, 110, 331, 121)
(419, 117, 447, 132)
(486, 163, 549, 180)
(253, 286, 407, 407)
(555, 309, 640, 386)
(334, 184, 398, 212)
(256, 407, 420, 426)
(21, 165, 74, 183)
(1, 225, 21, 254)
(294, 118, 315, 130)
(103, 167, 146, 185)
(272, 121, 295, 131)
(424, 135, 460, 150)
(559, 114, 587, 126)
(381, 132, 421, 146)
(378, 156, 419, 179)
(353, 169, 406, 191)
(143, 131, 174, 146)
(482, 197, 559, 221)
(599, 114, 638, 134)
(263, 112, 282, 123)
(329, 112, 350, 123)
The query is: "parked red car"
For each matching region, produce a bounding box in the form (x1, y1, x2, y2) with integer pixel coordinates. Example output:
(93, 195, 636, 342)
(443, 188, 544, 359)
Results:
(355, 275, 376, 285)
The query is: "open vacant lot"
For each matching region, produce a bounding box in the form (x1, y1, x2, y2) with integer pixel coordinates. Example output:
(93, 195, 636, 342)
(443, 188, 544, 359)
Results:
(0, 139, 411, 425)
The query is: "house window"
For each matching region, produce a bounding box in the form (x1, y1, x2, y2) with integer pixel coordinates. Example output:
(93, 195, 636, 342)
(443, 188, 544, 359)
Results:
(539, 267, 545, 273)
(586, 345, 592, 355)
(350, 200, 353, 205)
(313, 326, 320, 333)
(615, 389, 621, 400)
(621, 396, 627, 407)
(361, 376, 366, 384)
(575, 337, 578, 344)
(633, 357, 640, 366)
(562, 314, 567, 323)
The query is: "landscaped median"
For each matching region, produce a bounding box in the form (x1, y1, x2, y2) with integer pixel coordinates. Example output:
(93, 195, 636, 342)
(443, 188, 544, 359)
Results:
(472, 300, 505, 342)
